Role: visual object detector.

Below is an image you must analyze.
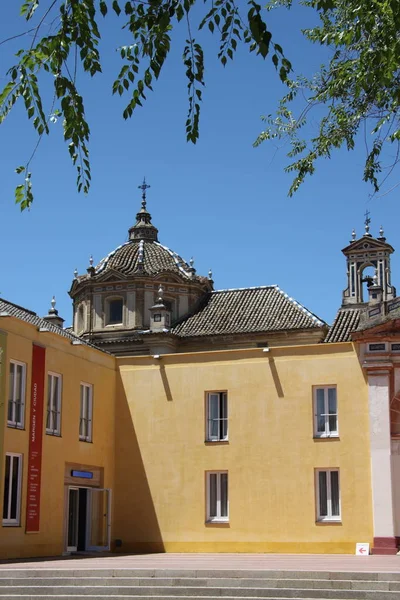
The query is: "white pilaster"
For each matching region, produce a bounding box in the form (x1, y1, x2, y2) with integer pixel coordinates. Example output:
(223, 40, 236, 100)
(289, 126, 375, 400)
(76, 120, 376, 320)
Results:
(368, 372, 395, 538)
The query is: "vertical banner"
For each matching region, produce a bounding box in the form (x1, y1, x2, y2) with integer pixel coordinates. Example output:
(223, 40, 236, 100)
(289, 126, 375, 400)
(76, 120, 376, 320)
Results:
(26, 344, 46, 533)
(0, 331, 7, 482)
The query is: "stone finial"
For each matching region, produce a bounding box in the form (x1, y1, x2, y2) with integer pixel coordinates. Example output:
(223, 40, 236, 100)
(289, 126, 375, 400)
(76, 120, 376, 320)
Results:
(74, 268, 78, 279)
(379, 225, 384, 238)
(351, 229, 356, 241)
(364, 209, 371, 236)
(42, 295, 64, 328)
(188, 256, 196, 278)
(87, 255, 95, 277)
(208, 268, 213, 280)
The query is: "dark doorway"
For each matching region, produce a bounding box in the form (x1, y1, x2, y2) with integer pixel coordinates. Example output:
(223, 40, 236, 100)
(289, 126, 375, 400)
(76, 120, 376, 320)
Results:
(77, 488, 88, 551)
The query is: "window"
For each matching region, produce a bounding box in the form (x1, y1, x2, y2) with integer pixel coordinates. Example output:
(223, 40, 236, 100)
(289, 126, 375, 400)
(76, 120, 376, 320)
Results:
(316, 469, 340, 521)
(77, 304, 85, 333)
(314, 386, 338, 437)
(107, 298, 123, 325)
(206, 392, 228, 441)
(79, 383, 93, 442)
(206, 471, 229, 522)
(3, 454, 22, 526)
(46, 373, 62, 436)
(8, 361, 26, 428)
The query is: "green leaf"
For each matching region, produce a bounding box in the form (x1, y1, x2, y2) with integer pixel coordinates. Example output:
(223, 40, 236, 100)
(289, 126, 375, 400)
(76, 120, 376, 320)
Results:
(112, 1, 121, 16)
(100, 1, 108, 16)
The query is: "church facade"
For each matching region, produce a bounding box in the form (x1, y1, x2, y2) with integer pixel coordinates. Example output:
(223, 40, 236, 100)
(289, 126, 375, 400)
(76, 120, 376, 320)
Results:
(0, 186, 399, 557)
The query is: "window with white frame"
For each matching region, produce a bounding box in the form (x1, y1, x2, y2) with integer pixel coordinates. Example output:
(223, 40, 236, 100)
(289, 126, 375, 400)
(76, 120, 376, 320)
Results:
(46, 373, 62, 436)
(314, 386, 338, 437)
(316, 469, 340, 521)
(8, 361, 26, 429)
(206, 392, 228, 441)
(206, 471, 229, 522)
(2, 453, 23, 526)
(79, 383, 93, 442)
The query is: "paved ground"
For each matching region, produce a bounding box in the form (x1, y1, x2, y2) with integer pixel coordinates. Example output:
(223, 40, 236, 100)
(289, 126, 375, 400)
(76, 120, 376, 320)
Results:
(0, 553, 399, 573)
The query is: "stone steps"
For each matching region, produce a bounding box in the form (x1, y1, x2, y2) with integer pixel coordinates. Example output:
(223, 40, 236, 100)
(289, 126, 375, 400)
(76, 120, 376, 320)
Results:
(0, 569, 398, 600)
(0, 588, 399, 599)
(0, 579, 399, 591)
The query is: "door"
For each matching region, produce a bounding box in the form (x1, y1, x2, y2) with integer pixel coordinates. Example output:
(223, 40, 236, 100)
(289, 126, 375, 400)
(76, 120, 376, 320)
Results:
(86, 488, 111, 551)
(67, 487, 79, 552)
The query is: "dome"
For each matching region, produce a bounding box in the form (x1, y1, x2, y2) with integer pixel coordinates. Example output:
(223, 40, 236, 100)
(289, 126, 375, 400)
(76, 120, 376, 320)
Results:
(95, 240, 197, 280)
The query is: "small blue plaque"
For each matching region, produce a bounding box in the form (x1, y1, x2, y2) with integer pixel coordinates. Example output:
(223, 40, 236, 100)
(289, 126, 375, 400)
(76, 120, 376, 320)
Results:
(71, 470, 93, 479)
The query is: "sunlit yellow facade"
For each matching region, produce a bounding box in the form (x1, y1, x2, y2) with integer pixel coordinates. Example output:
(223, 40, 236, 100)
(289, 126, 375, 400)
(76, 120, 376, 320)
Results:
(113, 343, 373, 554)
(0, 311, 375, 558)
(0, 315, 116, 559)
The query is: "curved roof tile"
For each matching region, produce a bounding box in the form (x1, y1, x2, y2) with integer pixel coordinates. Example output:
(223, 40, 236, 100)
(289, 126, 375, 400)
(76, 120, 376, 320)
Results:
(324, 308, 361, 343)
(172, 286, 326, 338)
(95, 241, 195, 279)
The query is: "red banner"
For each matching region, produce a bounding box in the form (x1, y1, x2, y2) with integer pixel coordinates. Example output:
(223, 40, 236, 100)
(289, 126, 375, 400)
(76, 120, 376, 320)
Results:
(26, 344, 46, 533)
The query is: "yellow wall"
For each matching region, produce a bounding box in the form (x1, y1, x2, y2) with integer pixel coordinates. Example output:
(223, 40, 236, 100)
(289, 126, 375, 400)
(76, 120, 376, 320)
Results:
(0, 314, 374, 557)
(0, 318, 116, 559)
(114, 343, 373, 554)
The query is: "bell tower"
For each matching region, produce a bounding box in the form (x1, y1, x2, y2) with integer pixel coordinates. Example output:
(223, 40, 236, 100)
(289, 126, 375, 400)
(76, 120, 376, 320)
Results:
(341, 214, 396, 306)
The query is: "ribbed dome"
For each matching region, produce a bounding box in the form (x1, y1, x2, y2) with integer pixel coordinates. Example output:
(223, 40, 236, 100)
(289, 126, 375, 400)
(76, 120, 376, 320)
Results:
(95, 240, 196, 279)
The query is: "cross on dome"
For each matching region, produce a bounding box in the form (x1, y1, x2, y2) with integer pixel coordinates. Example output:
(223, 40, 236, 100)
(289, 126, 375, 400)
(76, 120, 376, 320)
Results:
(138, 177, 151, 211)
(128, 176, 159, 242)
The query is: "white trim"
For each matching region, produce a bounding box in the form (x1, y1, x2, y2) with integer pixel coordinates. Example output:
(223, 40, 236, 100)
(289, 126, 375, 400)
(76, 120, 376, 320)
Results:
(7, 360, 26, 429)
(2, 453, 23, 526)
(206, 392, 228, 442)
(46, 372, 62, 436)
(206, 471, 229, 522)
(79, 382, 93, 442)
(313, 386, 338, 438)
(315, 468, 341, 522)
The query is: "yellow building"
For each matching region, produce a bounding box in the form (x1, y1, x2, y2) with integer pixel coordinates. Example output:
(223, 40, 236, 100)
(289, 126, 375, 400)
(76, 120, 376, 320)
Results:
(114, 343, 372, 554)
(0, 301, 116, 559)
(1, 188, 399, 557)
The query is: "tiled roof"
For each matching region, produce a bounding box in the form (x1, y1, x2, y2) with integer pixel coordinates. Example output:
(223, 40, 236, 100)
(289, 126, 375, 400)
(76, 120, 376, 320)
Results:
(324, 308, 361, 343)
(0, 298, 101, 351)
(95, 240, 198, 279)
(172, 286, 326, 338)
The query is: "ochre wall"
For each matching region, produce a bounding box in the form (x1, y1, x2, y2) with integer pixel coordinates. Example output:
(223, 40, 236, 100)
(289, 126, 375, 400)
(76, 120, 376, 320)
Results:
(0, 318, 116, 559)
(114, 343, 373, 554)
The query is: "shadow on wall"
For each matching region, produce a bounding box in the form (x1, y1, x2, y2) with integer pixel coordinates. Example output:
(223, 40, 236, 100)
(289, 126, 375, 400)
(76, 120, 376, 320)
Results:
(113, 371, 164, 553)
(159, 364, 173, 402)
(268, 357, 284, 398)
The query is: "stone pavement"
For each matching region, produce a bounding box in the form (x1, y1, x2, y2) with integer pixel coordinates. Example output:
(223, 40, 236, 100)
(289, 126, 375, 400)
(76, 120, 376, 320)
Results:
(0, 553, 399, 573)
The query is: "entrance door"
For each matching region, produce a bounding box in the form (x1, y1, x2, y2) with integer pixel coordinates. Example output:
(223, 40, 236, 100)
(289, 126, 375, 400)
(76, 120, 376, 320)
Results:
(86, 488, 111, 551)
(67, 487, 79, 552)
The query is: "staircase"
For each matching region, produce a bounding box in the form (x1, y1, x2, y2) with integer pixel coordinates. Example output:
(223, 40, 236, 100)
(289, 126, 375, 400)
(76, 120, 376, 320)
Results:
(0, 569, 399, 599)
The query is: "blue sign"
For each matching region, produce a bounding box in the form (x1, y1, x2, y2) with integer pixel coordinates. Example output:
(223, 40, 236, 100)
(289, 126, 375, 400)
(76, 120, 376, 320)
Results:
(71, 470, 93, 479)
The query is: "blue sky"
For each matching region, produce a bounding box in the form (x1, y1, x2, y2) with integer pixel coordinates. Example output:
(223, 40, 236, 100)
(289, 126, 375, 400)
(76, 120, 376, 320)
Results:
(1, 2, 399, 328)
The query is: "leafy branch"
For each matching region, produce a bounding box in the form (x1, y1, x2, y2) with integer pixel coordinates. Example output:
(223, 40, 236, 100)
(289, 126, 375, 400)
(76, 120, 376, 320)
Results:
(255, 0, 400, 196)
(1, 0, 290, 208)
